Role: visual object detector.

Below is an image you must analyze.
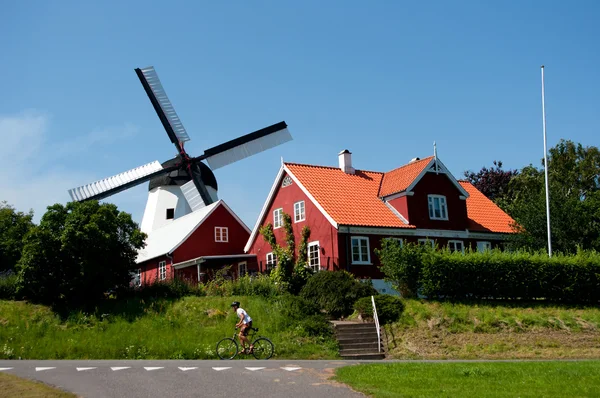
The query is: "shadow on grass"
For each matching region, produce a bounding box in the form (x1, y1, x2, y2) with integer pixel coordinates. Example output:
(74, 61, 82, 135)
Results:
(417, 298, 599, 311)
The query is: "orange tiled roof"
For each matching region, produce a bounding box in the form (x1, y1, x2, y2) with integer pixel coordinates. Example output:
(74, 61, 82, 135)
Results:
(459, 181, 516, 233)
(379, 156, 433, 197)
(285, 163, 414, 228)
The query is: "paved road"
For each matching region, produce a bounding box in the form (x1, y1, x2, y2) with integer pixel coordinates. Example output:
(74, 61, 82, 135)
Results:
(0, 360, 368, 398)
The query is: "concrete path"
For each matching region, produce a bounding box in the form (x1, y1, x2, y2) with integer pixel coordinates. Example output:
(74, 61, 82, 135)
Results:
(0, 360, 367, 398)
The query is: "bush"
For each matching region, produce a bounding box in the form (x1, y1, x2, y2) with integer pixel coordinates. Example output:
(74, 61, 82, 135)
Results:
(375, 239, 430, 298)
(418, 248, 600, 303)
(300, 271, 378, 318)
(354, 295, 405, 324)
(128, 278, 205, 300)
(272, 294, 333, 337)
(0, 272, 18, 300)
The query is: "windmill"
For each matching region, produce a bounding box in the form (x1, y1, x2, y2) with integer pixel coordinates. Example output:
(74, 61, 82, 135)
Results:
(67, 66, 292, 233)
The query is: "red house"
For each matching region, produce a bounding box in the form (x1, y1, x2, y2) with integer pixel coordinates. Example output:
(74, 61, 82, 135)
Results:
(135, 200, 256, 286)
(244, 150, 516, 294)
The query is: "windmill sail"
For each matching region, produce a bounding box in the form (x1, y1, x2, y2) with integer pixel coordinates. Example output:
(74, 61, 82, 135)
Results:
(135, 66, 190, 147)
(68, 161, 172, 202)
(202, 121, 292, 170)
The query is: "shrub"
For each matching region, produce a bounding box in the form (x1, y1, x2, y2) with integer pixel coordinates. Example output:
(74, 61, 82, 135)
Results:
(353, 295, 405, 324)
(130, 278, 205, 300)
(271, 294, 333, 337)
(300, 270, 378, 318)
(375, 239, 430, 298)
(230, 274, 279, 298)
(0, 272, 18, 300)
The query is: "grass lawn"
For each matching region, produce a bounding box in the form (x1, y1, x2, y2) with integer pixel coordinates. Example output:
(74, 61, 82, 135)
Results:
(0, 372, 75, 397)
(0, 296, 338, 360)
(335, 361, 600, 397)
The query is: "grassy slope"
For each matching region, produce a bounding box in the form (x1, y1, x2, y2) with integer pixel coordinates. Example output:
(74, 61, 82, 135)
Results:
(384, 299, 600, 359)
(335, 361, 600, 398)
(0, 372, 76, 397)
(0, 296, 339, 360)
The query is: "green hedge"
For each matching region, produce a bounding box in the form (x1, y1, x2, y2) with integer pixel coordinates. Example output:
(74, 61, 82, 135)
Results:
(420, 249, 600, 303)
(377, 241, 600, 303)
(353, 295, 404, 324)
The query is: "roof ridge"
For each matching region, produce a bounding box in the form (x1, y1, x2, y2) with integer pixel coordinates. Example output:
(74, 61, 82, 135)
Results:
(383, 155, 434, 175)
(284, 162, 384, 175)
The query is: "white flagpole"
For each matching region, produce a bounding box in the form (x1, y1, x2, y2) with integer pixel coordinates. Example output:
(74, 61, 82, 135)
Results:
(541, 65, 552, 257)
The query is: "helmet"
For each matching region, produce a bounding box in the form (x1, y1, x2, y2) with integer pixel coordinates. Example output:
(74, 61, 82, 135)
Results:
(231, 301, 240, 307)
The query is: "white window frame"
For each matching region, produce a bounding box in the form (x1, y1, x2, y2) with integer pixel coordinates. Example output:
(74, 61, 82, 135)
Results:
(393, 238, 404, 247)
(307, 241, 320, 272)
(428, 195, 448, 220)
(418, 238, 435, 248)
(273, 208, 283, 229)
(158, 261, 167, 281)
(477, 241, 492, 252)
(238, 261, 247, 277)
(351, 236, 371, 264)
(294, 201, 305, 223)
(448, 240, 464, 253)
(134, 268, 142, 287)
(266, 252, 277, 271)
(215, 226, 229, 242)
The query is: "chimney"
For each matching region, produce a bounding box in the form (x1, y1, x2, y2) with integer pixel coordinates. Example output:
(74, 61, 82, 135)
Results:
(338, 149, 355, 174)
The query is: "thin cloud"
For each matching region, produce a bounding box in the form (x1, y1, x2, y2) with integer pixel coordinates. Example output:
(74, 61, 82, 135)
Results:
(0, 110, 141, 223)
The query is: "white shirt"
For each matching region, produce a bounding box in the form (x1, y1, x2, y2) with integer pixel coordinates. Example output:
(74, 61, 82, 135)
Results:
(236, 308, 252, 324)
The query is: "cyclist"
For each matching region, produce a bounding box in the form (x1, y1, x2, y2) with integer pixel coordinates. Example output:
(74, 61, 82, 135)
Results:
(231, 301, 253, 354)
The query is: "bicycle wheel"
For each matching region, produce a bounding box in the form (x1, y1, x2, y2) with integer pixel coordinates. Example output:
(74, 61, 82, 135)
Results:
(251, 337, 274, 360)
(216, 337, 238, 360)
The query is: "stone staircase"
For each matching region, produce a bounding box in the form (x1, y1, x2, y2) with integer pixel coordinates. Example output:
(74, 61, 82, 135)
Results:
(332, 321, 385, 360)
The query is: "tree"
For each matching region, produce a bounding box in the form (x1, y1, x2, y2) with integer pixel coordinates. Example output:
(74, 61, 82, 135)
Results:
(502, 140, 600, 253)
(463, 160, 519, 202)
(16, 201, 146, 306)
(0, 202, 35, 274)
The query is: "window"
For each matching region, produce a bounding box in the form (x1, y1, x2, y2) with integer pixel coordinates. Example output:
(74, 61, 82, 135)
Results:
(273, 208, 283, 229)
(477, 241, 492, 252)
(238, 262, 247, 277)
(308, 241, 320, 272)
(448, 240, 464, 253)
(282, 175, 293, 187)
(166, 208, 175, 219)
(393, 238, 404, 247)
(351, 237, 370, 264)
(133, 268, 142, 287)
(215, 227, 228, 242)
(428, 195, 448, 220)
(266, 252, 277, 272)
(294, 201, 305, 222)
(418, 238, 435, 248)
(158, 261, 167, 281)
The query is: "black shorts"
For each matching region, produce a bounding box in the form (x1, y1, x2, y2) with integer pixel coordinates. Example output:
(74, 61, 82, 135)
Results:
(241, 321, 252, 336)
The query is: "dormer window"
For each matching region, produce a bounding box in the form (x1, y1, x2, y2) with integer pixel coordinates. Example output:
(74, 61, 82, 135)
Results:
(282, 175, 293, 187)
(428, 195, 448, 220)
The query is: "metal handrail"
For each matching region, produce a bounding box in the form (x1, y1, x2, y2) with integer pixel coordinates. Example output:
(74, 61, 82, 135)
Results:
(371, 295, 381, 353)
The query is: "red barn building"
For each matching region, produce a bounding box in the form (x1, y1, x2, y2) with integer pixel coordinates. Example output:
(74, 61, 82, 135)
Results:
(244, 150, 516, 294)
(134, 200, 256, 286)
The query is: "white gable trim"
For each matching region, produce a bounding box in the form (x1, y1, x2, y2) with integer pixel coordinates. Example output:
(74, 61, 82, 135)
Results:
(169, 200, 224, 255)
(283, 165, 338, 229)
(383, 191, 414, 201)
(244, 165, 286, 253)
(428, 158, 470, 198)
(219, 200, 252, 234)
(383, 201, 410, 225)
(244, 164, 338, 253)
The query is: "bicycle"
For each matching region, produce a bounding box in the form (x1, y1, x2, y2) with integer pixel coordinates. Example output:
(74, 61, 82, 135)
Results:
(216, 327, 274, 360)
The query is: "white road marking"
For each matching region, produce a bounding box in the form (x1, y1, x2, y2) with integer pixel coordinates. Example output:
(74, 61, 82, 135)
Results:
(0, 368, 13, 371)
(212, 367, 231, 371)
(35, 367, 56, 372)
(111, 367, 131, 371)
(281, 367, 302, 371)
(245, 367, 265, 371)
(76, 367, 97, 371)
(144, 367, 164, 371)
(178, 367, 198, 371)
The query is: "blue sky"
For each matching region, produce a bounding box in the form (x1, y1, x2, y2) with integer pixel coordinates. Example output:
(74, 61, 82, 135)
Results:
(1, 0, 599, 229)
